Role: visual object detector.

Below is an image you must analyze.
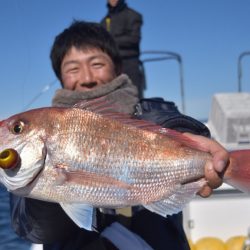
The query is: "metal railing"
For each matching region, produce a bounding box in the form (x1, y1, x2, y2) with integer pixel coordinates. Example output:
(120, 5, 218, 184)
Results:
(141, 50, 185, 114)
(237, 51, 250, 92)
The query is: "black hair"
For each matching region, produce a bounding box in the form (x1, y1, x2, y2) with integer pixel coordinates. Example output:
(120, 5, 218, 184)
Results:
(50, 20, 122, 84)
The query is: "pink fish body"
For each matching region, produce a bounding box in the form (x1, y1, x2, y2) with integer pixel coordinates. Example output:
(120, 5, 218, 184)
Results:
(0, 100, 249, 230)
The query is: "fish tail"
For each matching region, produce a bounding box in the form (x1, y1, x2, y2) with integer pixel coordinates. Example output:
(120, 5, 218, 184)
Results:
(224, 149, 250, 193)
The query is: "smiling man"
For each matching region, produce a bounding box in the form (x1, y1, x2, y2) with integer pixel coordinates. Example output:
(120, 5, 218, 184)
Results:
(10, 20, 229, 250)
(60, 47, 117, 91)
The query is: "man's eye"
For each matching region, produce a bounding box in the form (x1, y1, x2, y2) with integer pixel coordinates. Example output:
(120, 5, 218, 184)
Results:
(92, 63, 104, 68)
(67, 67, 79, 73)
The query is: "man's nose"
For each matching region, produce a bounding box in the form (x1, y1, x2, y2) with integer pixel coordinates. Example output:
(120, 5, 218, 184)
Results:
(79, 66, 94, 84)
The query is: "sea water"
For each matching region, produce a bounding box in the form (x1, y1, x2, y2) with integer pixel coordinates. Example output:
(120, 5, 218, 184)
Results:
(0, 184, 31, 250)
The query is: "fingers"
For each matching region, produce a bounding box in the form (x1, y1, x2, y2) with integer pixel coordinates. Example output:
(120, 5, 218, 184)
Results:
(184, 133, 229, 198)
(197, 162, 223, 198)
(204, 161, 223, 189)
(184, 133, 229, 173)
(197, 185, 212, 198)
(204, 138, 229, 173)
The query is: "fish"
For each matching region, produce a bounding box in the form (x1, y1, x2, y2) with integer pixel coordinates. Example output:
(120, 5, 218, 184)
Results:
(0, 98, 250, 231)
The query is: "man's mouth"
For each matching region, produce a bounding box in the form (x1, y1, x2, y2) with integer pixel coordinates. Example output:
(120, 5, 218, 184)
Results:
(80, 82, 98, 89)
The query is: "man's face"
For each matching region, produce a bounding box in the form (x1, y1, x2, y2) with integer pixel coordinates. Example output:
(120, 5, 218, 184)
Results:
(61, 47, 117, 92)
(108, 0, 119, 7)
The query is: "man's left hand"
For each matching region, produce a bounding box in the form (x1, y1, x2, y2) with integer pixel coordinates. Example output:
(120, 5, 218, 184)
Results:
(183, 133, 229, 197)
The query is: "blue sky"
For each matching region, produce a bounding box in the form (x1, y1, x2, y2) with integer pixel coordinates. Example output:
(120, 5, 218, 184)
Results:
(1, 0, 250, 120)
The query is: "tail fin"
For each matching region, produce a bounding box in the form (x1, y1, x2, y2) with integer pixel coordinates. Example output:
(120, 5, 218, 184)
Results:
(224, 150, 250, 193)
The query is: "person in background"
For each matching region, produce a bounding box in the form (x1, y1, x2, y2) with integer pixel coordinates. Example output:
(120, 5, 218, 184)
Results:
(10, 20, 229, 250)
(101, 0, 145, 99)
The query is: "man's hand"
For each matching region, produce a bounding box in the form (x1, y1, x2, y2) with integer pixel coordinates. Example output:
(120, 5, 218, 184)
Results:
(184, 133, 229, 197)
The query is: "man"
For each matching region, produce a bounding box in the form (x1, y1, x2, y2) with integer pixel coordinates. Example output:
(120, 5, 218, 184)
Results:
(10, 21, 228, 250)
(101, 0, 145, 99)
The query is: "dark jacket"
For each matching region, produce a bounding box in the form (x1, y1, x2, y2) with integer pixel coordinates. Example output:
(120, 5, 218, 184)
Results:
(101, 2, 145, 99)
(100, 1, 142, 59)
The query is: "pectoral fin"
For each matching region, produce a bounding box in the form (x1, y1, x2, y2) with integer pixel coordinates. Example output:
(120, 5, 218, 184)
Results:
(144, 179, 206, 217)
(60, 203, 94, 231)
(55, 166, 131, 189)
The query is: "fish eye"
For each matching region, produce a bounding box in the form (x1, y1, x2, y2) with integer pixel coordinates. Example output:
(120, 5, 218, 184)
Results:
(11, 121, 25, 134)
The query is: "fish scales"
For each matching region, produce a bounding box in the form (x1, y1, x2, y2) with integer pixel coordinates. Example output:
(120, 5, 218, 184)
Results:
(19, 108, 207, 206)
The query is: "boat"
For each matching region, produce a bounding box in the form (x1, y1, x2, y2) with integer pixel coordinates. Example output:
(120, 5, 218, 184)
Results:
(183, 54, 250, 243)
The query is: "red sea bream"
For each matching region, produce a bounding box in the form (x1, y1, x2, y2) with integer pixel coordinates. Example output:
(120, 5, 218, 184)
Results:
(0, 99, 250, 230)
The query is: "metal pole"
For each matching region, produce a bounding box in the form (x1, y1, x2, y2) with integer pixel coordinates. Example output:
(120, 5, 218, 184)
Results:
(238, 51, 250, 92)
(141, 51, 186, 114)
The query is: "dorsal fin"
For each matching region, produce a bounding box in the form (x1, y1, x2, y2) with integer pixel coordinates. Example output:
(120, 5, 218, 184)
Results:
(73, 98, 206, 152)
(73, 96, 119, 114)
